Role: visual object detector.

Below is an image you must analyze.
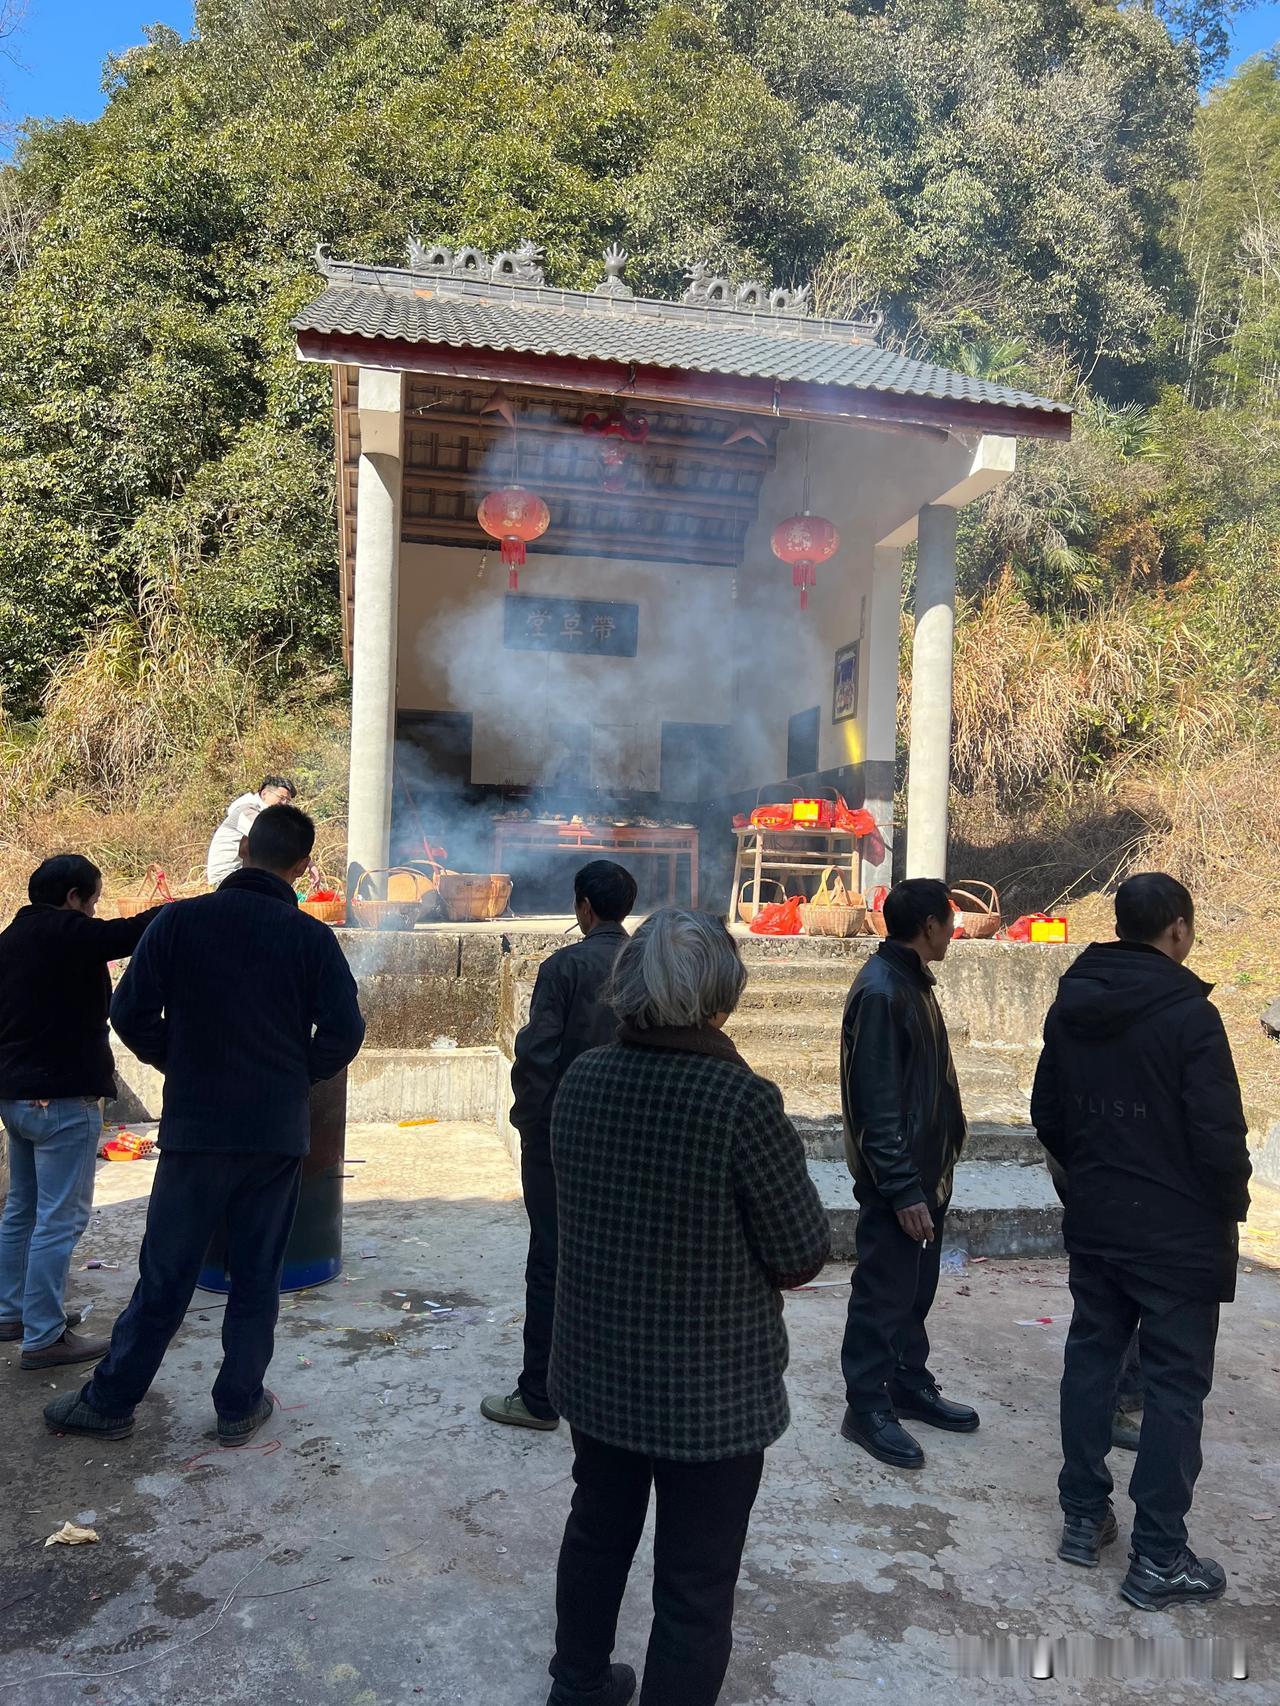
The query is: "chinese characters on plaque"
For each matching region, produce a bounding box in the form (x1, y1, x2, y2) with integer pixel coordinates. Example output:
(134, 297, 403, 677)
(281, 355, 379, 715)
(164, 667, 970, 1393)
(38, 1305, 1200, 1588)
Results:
(503, 594, 640, 658)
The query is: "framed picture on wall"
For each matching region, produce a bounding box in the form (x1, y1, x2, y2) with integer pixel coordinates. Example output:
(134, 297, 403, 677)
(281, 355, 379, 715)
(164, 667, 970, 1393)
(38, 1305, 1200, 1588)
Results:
(832, 641, 860, 724)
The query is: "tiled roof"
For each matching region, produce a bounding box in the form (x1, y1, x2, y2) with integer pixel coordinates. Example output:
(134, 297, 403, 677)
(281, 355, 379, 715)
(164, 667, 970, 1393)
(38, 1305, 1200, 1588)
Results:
(294, 256, 1070, 420)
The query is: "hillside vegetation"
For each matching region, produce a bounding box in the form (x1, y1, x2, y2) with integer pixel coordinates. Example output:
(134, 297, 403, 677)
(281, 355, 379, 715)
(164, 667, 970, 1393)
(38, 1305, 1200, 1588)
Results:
(1, 1, 1279, 1094)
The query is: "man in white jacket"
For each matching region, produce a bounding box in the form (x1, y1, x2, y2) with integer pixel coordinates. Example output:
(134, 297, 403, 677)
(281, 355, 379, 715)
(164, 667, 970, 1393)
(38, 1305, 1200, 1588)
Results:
(205, 777, 296, 885)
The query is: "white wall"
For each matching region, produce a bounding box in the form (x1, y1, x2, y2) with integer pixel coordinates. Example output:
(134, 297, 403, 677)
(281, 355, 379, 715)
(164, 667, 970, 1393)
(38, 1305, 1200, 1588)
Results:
(397, 544, 736, 790)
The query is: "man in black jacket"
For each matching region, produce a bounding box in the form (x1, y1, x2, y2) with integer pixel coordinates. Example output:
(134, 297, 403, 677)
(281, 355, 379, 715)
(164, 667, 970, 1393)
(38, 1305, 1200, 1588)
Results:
(43, 806, 365, 1445)
(482, 860, 636, 1432)
(839, 878, 977, 1468)
(1032, 872, 1251, 1610)
(0, 856, 163, 1370)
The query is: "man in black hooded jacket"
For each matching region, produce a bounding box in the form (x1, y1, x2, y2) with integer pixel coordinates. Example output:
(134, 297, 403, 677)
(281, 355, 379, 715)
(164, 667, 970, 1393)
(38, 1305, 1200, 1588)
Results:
(1032, 872, 1251, 1611)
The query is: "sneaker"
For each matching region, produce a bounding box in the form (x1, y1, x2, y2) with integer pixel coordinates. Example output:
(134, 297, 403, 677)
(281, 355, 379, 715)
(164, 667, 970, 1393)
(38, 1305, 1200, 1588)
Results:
(1121, 1547, 1227, 1611)
(481, 1390, 560, 1431)
(1, 1309, 83, 1343)
(22, 1329, 111, 1371)
(217, 1393, 275, 1448)
(547, 1662, 637, 1706)
(44, 1384, 135, 1441)
(1058, 1507, 1118, 1568)
(1111, 1408, 1142, 1452)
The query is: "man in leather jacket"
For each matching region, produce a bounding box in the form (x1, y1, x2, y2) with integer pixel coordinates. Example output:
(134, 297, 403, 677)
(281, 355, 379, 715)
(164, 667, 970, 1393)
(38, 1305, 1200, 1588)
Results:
(482, 860, 636, 1432)
(838, 878, 978, 1468)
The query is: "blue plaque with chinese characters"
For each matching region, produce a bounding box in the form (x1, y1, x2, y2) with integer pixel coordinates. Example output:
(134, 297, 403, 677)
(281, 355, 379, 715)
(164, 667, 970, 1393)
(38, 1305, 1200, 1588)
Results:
(503, 594, 639, 658)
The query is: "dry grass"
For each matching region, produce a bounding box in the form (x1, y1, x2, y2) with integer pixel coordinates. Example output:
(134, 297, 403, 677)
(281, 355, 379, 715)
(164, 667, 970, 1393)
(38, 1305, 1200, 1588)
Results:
(914, 577, 1246, 799)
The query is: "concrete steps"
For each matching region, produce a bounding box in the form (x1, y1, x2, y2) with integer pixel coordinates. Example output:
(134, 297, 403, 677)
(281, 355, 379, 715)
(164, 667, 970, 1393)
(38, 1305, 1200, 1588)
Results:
(811, 1158, 1063, 1260)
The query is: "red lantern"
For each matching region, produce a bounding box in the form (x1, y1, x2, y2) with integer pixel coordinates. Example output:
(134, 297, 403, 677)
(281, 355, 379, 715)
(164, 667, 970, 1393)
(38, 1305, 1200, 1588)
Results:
(477, 486, 551, 591)
(582, 409, 650, 492)
(770, 512, 840, 611)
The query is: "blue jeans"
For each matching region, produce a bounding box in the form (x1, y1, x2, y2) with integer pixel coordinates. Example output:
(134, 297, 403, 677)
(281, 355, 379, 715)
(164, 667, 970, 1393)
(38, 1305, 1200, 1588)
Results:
(0, 1098, 102, 1350)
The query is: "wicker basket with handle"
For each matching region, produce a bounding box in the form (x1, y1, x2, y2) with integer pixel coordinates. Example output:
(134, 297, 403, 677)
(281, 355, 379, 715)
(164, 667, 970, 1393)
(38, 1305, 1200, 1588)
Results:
(437, 872, 513, 923)
(737, 877, 787, 926)
(800, 866, 867, 938)
(349, 868, 430, 931)
(299, 868, 346, 926)
(113, 865, 175, 918)
(949, 881, 1002, 940)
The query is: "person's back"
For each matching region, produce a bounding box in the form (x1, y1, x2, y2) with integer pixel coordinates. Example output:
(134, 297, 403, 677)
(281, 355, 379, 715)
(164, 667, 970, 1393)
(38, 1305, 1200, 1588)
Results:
(1034, 940, 1250, 1291)
(44, 806, 364, 1450)
(1032, 872, 1250, 1611)
(551, 1037, 826, 1461)
(484, 859, 636, 1435)
(116, 868, 360, 1156)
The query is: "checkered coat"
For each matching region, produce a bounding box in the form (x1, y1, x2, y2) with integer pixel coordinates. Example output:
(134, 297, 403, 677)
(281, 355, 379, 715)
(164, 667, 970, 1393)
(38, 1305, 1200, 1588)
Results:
(547, 1029, 831, 1461)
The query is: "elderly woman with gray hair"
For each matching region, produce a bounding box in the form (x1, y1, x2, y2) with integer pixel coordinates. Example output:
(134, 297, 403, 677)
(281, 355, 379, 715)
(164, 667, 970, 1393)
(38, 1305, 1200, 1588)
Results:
(542, 908, 830, 1706)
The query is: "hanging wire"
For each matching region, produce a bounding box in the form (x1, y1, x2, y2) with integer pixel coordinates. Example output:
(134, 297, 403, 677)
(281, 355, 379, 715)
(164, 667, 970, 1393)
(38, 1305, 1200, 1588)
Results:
(801, 422, 812, 515)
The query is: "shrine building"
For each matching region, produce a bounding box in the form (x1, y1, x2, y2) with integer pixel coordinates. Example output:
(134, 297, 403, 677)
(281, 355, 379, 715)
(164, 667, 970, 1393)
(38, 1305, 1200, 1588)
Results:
(293, 241, 1071, 912)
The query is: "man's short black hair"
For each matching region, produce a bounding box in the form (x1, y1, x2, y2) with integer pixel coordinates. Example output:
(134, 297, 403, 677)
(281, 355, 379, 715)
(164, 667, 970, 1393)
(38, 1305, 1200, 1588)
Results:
(29, 854, 102, 908)
(260, 775, 297, 798)
(246, 803, 315, 872)
(883, 877, 953, 942)
(575, 860, 637, 923)
(1115, 872, 1194, 943)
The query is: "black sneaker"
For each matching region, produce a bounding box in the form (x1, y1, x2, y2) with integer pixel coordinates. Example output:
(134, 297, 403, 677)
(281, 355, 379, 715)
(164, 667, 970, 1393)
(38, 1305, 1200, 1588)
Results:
(841, 1406, 924, 1468)
(547, 1662, 637, 1706)
(1121, 1547, 1226, 1611)
(217, 1393, 275, 1448)
(1058, 1507, 1118, 1568)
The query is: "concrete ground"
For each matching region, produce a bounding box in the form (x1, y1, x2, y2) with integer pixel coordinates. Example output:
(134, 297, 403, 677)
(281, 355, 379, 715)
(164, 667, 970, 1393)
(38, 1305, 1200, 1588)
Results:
(2, 1123, 1277, 1706)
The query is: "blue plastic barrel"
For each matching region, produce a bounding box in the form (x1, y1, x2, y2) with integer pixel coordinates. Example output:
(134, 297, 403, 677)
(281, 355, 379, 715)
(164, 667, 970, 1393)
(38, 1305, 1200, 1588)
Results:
(197, 1070, 347, 1294)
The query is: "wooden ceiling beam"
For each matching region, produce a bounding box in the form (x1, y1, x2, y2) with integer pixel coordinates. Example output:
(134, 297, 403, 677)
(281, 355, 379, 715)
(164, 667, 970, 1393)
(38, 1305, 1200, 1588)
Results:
(401, 407, 777, 466)
(401, 469, 758, 521)
(400, 521, 739, 569)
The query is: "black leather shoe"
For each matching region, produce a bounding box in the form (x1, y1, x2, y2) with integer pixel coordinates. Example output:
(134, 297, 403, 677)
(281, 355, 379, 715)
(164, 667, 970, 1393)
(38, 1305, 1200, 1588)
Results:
(841, 1406, 924, 1468)
(547, 1662, 637, 1706)
(890, 1382, 980, 1433)
(1121, 1548, 1226, 1611)
(1058, 1508, 1118, 1568)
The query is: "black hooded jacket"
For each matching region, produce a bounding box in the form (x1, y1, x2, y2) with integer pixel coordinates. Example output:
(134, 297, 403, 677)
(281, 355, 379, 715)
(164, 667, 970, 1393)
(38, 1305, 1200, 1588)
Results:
(1031, 941, 1251, 1300)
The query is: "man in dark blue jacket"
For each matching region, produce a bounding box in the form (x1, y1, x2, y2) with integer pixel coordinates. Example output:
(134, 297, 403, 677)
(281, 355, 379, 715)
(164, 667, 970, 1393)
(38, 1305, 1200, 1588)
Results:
(1032, 872, 1251, 1610)
(43, 805, 365, 1446)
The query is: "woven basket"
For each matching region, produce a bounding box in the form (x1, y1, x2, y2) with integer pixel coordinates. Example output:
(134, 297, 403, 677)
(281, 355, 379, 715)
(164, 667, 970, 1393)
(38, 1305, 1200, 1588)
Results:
(112, 865, 175, 918)
(800, 866, 866, 937)
(950, 881, 1002, 940)
(350, 869, 426, 931)
(866, 909, 889, 939)
(300, 894, 346, 925)
(438, 872, 513, 923)
(737, 877, 786, 927)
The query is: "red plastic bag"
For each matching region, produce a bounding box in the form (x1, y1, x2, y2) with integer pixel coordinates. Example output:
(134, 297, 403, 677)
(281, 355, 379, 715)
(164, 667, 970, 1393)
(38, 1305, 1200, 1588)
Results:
(833, 800, 877, 838)
(1004, 913, 1051, 942)
(749, 895, 804, 936)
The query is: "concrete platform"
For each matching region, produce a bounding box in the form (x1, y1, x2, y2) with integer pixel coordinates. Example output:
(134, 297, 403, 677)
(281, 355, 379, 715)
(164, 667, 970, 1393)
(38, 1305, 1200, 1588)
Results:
(813, 1158, 1065, 1259)
(2, 1122, 1277, 1706)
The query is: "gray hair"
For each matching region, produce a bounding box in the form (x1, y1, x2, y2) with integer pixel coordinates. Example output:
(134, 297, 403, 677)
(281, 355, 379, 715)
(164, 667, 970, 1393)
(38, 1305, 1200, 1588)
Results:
(606, 909, 747, 1031)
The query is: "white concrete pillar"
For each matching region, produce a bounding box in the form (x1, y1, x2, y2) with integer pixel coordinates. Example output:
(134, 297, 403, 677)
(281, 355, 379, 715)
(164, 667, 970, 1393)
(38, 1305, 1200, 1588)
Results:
(905, 504, 957, 881)
(347, 369, 404, 885)
(861, 545, 902, 892)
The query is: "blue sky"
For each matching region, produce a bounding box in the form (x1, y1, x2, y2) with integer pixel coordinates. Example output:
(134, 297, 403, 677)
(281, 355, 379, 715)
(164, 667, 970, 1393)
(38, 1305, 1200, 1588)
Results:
(1, 0, 1278, 140)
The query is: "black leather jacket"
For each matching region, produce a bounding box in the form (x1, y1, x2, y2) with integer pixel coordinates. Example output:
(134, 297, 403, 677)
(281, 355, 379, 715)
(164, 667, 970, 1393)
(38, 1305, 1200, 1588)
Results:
(509, 922, 628, 1145)
(840, 940, 966, 1210)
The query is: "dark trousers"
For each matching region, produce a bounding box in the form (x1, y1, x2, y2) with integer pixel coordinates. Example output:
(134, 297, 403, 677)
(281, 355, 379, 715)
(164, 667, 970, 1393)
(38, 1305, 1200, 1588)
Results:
(841, 1182, 947, 1411)
(550, 1428, 764, 1706)
(87, 1150, 302, 1421)
(1058, 1255, 1218, 1564)
(517, 1133, 559, 1420)
(1117, 1332, 1144, 1411)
